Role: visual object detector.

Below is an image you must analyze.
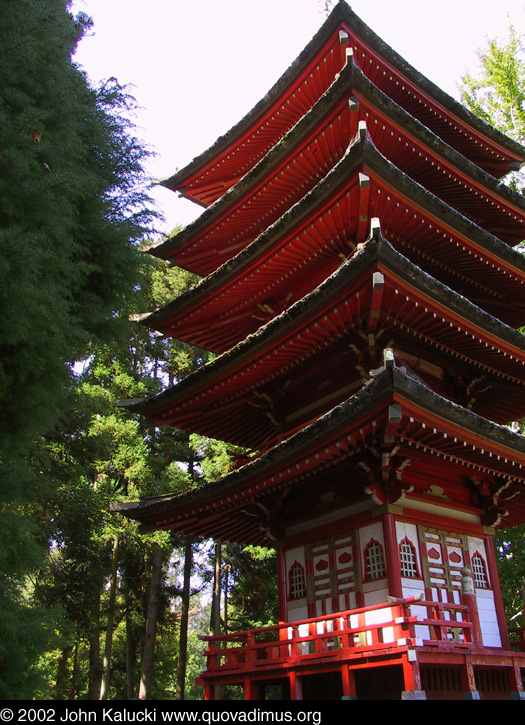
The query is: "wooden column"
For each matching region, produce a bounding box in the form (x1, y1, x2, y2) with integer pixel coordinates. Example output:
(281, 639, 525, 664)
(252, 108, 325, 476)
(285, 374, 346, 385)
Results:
(244, 677, 260, 700)
(510, 659, 525, 699)
(460, 658, 480, 700)
(277, 547, 288, 623)
(202, 681, 215, 700)
(341, 665, 358, 700)
(289, 670, 303, 700)
(401, 653, 426, 700)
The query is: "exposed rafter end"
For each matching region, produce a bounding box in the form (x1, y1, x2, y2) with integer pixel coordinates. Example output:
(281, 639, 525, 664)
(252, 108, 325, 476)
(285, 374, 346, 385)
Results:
(370, 217, 381, 240)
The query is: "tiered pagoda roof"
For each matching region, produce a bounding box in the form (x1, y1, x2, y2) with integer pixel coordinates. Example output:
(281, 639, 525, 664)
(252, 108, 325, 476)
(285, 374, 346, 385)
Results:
(144, 128, 525, 352)
(124, 226, 525, 443)
(160, 2, 523, 212)
(151, 58, 525, 279)
(117, 361, 525, 545)
(116, 2, 525, 546)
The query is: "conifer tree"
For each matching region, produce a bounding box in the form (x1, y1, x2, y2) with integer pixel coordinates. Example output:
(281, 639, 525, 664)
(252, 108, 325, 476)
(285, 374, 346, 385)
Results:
(0, 1, 156, 697)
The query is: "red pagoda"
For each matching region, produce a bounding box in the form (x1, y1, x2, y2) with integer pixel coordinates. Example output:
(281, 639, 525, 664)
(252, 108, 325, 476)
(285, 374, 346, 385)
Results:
(115, 2, 525, 700)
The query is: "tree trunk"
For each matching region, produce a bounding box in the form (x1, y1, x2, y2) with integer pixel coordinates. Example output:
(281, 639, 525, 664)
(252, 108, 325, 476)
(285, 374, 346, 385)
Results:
(69, 639, 80, 700)
(209, 540, 224, 700)
(138, 543, 164, 700)
(99, 536, 119, 700)
(210, 540, 222, 636)
(53, 644, 72, 700)
(125, 585, 137, 700)
(175, 536, 193, 700)
(87, 592, 102, 700)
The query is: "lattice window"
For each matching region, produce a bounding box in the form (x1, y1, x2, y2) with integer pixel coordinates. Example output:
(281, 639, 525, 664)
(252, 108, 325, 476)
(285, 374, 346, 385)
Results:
(399, 539, 419, 578)
(288, 562, 306, 599)
(472, 553, 489, 589)
(364, 539, 386, 581)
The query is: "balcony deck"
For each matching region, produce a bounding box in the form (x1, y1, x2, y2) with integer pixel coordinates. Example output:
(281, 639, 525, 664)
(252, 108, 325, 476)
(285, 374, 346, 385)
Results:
(197, 596, 525, 700)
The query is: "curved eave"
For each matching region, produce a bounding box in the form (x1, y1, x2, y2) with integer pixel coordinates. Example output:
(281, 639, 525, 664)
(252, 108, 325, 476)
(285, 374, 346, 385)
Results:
(160, 2, 524, 209)
(338, 7, 525, 177)
(161, 9, 349, 206)
(150, 60, 525, 272)
(113, 366, 525, 544)
(120, 233, 525, 446)
(144, 133, 525, 350)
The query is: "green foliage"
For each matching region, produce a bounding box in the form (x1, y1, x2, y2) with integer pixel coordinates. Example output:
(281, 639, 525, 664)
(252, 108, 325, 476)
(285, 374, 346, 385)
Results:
(461, 26, 525, 144)
(494, 524, 525, 629)
(223, 544, 278, 632)
(461, 25, 525, 194)
(0, 1, 157, 457)
(0, 0, 158, 698)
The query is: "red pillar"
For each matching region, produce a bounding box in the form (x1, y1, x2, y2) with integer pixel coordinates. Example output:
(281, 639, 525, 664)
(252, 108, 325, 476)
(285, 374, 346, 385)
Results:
(341, 665, 358, 699)
(401, 653, 426, 700)
(289, 670, 303, 700)
(460, 658, 480, 700)
(277, 547, 288, 623)
(244, 677, 259, 700)
(202, 681, 215, 700)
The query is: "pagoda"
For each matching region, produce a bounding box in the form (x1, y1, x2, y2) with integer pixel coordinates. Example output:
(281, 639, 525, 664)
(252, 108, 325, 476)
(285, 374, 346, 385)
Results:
(115, 2, 525, 700)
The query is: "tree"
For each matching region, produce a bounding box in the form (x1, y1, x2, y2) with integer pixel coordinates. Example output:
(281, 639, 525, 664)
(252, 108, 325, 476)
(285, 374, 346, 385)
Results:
(461, 25, 525, 191)
(0, 2, 156, 456)
(0, 0, 157, 697)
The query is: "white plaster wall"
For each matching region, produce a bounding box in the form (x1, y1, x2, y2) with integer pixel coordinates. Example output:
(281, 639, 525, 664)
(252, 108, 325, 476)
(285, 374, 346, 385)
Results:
(468, 537, 502, 648)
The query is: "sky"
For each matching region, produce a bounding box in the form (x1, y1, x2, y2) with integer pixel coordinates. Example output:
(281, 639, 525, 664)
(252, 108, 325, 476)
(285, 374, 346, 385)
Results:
(69, 0, 525, 234)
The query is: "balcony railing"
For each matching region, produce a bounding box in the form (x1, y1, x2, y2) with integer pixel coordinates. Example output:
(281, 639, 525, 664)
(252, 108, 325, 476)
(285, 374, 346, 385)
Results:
(200, 596, 475, 674)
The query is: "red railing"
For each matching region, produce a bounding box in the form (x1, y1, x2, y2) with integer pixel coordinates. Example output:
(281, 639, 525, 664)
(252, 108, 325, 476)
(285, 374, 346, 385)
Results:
(201, 596, 474, 673)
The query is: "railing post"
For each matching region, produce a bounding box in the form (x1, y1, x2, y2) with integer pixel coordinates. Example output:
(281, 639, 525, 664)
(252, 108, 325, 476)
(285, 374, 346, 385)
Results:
(291, 624, 302, 656)
(309, 621, 320, 652)
(342, 614, 353, 649)
(461, 567, 482, 646)
(246, 632, 256, 663)
(204, 636, 217, 672)
(279, 622, 289, 658)
(392, 602, 406, 642)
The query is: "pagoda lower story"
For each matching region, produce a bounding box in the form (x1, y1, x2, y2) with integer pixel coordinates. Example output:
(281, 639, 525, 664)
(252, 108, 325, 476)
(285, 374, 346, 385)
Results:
(117, 358, 525, 700)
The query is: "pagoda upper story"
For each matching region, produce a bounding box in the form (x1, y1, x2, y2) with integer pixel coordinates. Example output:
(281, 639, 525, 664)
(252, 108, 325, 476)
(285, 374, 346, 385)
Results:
(159, 2, 523, 215)
(141, 9, 525, 359)
(123, 0, 525, 450)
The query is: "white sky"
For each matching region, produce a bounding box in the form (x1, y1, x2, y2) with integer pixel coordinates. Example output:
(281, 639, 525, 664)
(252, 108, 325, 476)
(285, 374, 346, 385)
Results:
(70, 0, 525, 234)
